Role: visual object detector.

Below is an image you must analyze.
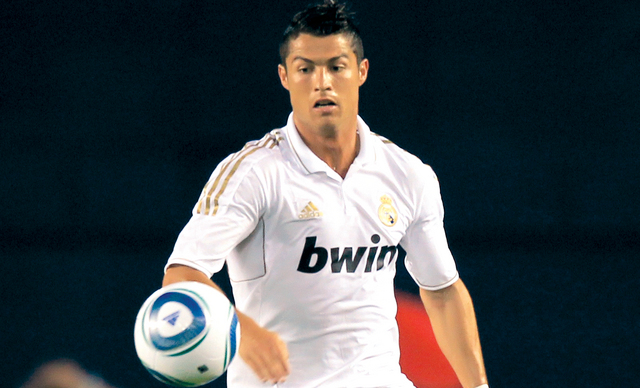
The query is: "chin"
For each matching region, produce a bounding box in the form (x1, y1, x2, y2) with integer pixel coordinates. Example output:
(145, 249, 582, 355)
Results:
(318, 122, 338, 137)
(314, 114, 342, 133)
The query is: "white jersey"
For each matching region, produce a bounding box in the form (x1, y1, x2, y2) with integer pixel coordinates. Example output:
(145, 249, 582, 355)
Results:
(167, 113, 459, 387)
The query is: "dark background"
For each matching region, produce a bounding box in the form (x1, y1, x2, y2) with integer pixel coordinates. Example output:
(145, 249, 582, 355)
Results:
(2, 0, 639, 387)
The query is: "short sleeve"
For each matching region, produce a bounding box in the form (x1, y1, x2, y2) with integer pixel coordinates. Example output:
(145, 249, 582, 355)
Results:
(165, 166, 265, 278)
(400, 165, 459, 290)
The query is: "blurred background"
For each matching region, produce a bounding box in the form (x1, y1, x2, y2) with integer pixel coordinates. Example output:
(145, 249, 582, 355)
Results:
(2, 0, 639, 387)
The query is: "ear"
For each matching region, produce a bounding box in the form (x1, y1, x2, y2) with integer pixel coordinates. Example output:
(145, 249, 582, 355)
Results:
(278, 64, 290, 91)
(358, 58, 369, 87)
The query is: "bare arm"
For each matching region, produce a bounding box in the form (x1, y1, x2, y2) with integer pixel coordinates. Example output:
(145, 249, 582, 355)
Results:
(420, 279, 488, 388)
(163, 264, 291, 384)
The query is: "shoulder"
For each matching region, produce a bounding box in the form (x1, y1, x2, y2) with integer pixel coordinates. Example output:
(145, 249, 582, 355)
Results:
(367, 131, 438, 183)
(366, 132, 445, 223)
(229, 130, 285, 167)
(194, 130, 286, 216)
(213, 129, 289, 181)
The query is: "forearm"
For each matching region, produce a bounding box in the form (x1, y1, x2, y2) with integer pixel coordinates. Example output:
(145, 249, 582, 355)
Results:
(163, 264, 255, 334)
(420, 279, 487, 388)
(163, 264, 290, 382)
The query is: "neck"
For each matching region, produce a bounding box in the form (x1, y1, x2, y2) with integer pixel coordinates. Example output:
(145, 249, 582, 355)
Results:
(320, 132, 360, 178)
(294, 117, 360, 178)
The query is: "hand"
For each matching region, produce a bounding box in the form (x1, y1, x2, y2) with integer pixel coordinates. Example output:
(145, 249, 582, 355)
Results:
(237, 312, 291, 384)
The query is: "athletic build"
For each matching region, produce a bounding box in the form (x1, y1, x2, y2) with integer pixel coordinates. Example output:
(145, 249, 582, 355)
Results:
(163, 2, 489, 387)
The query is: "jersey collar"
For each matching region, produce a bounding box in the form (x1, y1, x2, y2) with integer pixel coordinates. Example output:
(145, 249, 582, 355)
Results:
(285, 113, 376, 176)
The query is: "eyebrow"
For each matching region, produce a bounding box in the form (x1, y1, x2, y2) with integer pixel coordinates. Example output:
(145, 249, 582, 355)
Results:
(291, 54, 350, 64)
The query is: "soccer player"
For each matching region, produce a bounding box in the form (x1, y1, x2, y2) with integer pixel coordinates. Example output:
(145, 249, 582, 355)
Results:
(163, 1, 489, 387)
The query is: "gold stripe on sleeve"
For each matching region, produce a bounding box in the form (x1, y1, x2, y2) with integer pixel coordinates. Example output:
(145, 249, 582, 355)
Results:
(196, 152, 240, 215)
(195, 133, 278, 216)
(371, 131, 394, 144)
(196, 140, 264, 215)
(211, 137, 276, 216)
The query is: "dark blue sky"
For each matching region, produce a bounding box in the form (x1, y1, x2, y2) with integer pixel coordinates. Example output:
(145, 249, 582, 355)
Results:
(2, 0, 639, 249)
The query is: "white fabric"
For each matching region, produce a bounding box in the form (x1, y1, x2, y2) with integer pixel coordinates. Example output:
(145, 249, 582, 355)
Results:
(167, 113, 458, 387)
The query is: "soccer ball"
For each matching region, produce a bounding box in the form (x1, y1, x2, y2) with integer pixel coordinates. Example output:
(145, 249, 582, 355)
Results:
(134, 281, 240, 387)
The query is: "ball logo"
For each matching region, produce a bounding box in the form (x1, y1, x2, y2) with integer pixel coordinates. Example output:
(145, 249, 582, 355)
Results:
(148, 291, 207, 351)
(378, 195, 398, 227)
(163, 310, 181, 326)
(156, 302, 194, 338)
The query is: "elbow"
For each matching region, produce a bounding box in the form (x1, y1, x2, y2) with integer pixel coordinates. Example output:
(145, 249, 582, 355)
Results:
(162, 264, 223, 294)
(163, 264, 206, 287)
(419, 278, 467, 311)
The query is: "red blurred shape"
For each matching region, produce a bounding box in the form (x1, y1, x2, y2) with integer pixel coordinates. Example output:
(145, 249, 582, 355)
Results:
(396, 290, 462, 388)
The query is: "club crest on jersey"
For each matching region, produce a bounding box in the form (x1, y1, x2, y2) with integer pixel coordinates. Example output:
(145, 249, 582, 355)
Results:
(378, 195, 398, 227)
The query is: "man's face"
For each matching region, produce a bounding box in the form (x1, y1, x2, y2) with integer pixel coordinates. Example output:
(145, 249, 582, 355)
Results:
(278, 33, 369, 137)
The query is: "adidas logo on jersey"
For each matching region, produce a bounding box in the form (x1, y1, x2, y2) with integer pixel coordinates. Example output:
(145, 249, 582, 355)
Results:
(298, 201, 323, 219)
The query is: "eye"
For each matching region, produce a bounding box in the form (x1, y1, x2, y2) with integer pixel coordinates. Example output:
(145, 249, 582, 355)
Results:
(332, 65, 345, 72)
(298, 67, 309, 73)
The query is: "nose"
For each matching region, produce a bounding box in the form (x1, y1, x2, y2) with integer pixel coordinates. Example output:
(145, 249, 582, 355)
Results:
(314, 67, 332, 91)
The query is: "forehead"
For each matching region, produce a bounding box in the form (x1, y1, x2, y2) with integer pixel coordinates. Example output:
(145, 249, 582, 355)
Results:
(286, 33, 356, 63)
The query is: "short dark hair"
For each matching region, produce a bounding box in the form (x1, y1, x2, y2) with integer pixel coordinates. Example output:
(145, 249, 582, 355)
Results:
(279, 0, 364, 65)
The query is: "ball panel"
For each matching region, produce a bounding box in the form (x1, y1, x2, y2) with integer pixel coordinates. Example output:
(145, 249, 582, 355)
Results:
(144, 364, 200, 387)
(226, 310, 239, 370)
(168, 332, 209, 357)
(149, 291, 207, 351)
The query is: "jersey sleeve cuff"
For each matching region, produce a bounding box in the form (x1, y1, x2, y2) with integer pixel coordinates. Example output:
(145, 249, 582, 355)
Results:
(415, 271, 460, 291)
(164, 257, 219, 279)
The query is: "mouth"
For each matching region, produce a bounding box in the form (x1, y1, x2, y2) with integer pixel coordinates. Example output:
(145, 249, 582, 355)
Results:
(313, 98, 338, 112)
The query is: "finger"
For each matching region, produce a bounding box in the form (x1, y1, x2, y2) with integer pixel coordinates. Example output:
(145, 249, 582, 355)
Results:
(263, 346, 291, 383)
(244, 353, 273, 384)
(243, 345, 289, 384)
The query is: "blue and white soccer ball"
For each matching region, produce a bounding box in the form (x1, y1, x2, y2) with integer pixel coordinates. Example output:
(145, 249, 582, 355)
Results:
(134, 281, 240, 387)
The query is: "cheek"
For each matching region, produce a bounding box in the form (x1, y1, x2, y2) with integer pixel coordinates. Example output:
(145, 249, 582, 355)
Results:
(288, 87, 309, 111)
(290, 81, 312, 99)
(341, 83, 360, 104)
(289, 85, 304, 101)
